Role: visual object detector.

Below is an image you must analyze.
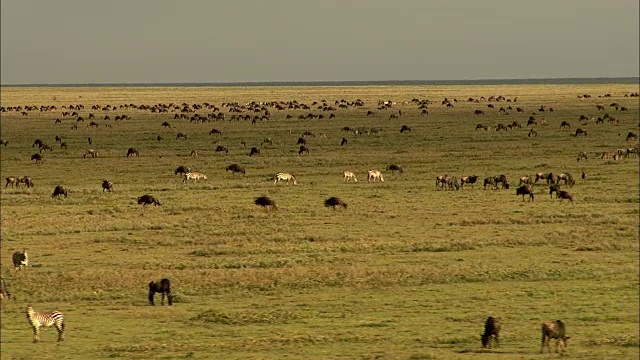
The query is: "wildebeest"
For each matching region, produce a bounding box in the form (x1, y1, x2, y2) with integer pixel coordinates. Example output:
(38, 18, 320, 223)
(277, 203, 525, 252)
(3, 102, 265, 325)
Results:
(12, 250, 28, 271)
(600, 151, 612, 160)
(5, 176, 18, 188)
(161, 121, 171, 128)
(209, 128, 222, 135)
(60, 142, 68, 149)
(1, 140, 8, 146)
(226, 164, 246, 175)
(102, 180, 113, 192)
(31, 154, 44, 163)
(557, 190, 573, 202)
(556, 173, 575, 187)
(249, 147, 260, 156)
(51, 185, 68, 198)
(342, 170, 357, 182)
(254, 196, 276, 209)
(460, 175, 478, 189)
(574, 128, 587, 137)
(577, 152, 588, 161)
(176, 132, 188, 140)
(324, 197, 347, 209)
(528, 129, 538, 137)
(148, 278, 173, 306)
(483, 176, 497, 190)
(516, 185, 534, 201)
(560, 121, 571, 129)
(126, 148, 139, 157)
(215, 145, 229, 153)
(519, 176, 532, 185)
(535, 172, 555, 184)
(549, 184, 561, 198)
(475, 124, 490, 132)
(481, 316, 500, 349)
(541, 320, 569, 354)
(83, 149, 98, 158)
(138, 194, 161, 206)
(386, 164, 404, 173)
(341, 137, 348, 146)
(493, 174, 509, 189)
(368, 170, 384, 183)
(32, 139, 44, 148)
(399, 125, 412, 133)
(627, 131, 638, 141)
(174, 165, 191, 175)
(298, 145, 309, 155)
(297, 137, 307, 145)
(474, 109, 485, 116)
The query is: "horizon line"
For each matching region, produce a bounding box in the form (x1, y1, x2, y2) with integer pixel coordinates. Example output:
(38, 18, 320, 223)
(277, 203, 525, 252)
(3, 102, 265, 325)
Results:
(1, 76, 638, 87)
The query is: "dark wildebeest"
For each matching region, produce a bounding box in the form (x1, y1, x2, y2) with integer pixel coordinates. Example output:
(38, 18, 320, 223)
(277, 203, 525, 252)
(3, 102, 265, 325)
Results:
(297, 137, 307, 145)
(475, 124, 490, 131)
(493, 174, 509, 189)
(249, 147, 260, 156)
(175, 165, 191, 175)
(574, 128, 587, 137)
(340, 137, 348, 146)
(557, 190, 573, 202)
(51, 185, 68, 198)
(254, 196, 276, 209)
(560, 121, 571, 129)
(627, 131, 638, 141)
(577, 151, 588, 162)
(33, 139, 44, 148)
(12, 250, 28, 271)
(474, 109, 485, 116)
(528, 129, 538, 137)
(535, 172, 555, 184)
(55, 135, 62, 144)
(176, 132, 188, 140)
(31, 154, 44, 163)
(549, 184, 561, 198)
(483, 177, 497, 190)
(541, 320, 569, 354)
(516, 185, 534, 201)
(102, 180, 113, 192)
(556, 173, 575, 187)
(161, 121, 171, 128)
(148, 278, 173, 306)
(39, 143, 52, 153)
(215, 145, 228, 153)
(481, 316, 500, 348)
(126, 148, 139, 157)
(386, 164, 404, 173)
(400, 125, 412, 133)
(60, 142, 68, 149)
(138, 194, 161, 206)
(225, 164, 246, 175)
(324, 197, 347, 210)
(366, 110, 375, 117)
(298, 145, 309, 155)
(209, 128, 222, 135)
(460, 175, 478, 189)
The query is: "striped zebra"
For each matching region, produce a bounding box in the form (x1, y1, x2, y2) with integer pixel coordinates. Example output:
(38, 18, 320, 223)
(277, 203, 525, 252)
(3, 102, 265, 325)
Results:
(26, 306, 65, 343)
(274, 172, 298, 185)
(342, 171, 358, 182)
(183, 172, 207, 184)
(367, 170, 384, 183)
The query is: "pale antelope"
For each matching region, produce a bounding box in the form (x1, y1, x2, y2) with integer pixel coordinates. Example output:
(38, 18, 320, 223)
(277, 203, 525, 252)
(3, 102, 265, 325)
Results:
(274, 172, 298, 185)
(342, 171, 358, 182)
(368, 170, 384, 183)
(183, 172, 207, 184)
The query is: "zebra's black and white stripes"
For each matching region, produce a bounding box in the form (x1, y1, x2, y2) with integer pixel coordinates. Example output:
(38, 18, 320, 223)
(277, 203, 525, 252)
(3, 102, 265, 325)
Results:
(26, 305, 65, 343)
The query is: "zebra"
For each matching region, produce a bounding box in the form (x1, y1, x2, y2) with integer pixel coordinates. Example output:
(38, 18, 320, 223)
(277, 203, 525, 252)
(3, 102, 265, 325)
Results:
(13, 250, 28, 270)
(367, 170, 384, 183)
(5, 176, 18, 188)
(183, 172, 207, 184)
(26, 305, 65, 343)
(342, 170, 358, 182)
(274, 172, 298, 185)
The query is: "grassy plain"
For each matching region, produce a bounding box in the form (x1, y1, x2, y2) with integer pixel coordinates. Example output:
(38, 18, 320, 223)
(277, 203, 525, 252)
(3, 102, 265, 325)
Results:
(1, 84, 639, 359)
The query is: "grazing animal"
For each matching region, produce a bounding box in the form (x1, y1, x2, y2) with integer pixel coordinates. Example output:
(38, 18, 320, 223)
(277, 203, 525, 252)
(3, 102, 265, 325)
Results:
(367, 170, 384, 183)
(183, 172, 207, 184)
(249, 147, 260, 156)
(209, 128, 222, 135)
(342, 171, 358, 182)
(475, 124, 490, 131)
(528, 128, 538, 137)
(137, 194, 161, 206)
(549, 184, 561, 198)
(460, 175, 478, 189)
(298, 145, 309, 155)
(493, 174, 510, 189)
(174, 165, 191, 175)
(0, 277, 11, 300)
(225, 164, 246, 175)
(297, 137, 307, 145)
(324, 197, 347, 209)
(84, 149, 98, 158)
(60, 142, 68, 149)
(627, 131, 638, 141)
(31, 154, 44, 163)
(126, 148, 139, 157)
(254, 196, 277, 209)
(541, 320, 569, 354)
(386, 164, 404, 173)
(161, 121, 171, 128)
(32, 139, 44, 148)
(560, 121, 571, 129)
(148, 278, 173, 306)
(176, 132, 188, 140)
(12, 250, 28, 270)
(516, 185, 534, 201)
(557, 190, 573, 202)
(340, 137, 348, 146)
(574, 128, 587, 137)
(274, 172, 298, 185)
(51, 185, 68, 198)
(5, 176, 18, 188)
(102, 180, 113, 192)
(483, 177, 497, 190)
(519, 176, 532, 185)
(481, 316, 500, 348)
(399, 125, 412, 133)
(577, 152, 588, 161)
(601, 151, 612, 160)
(535, 172, 555, 184)
(215, 145, 229, 153)
(17, 175, 34, 188)
(1, 140, 8, 146)
(556, 173, 575, 187)
(26, 306, 65, 343)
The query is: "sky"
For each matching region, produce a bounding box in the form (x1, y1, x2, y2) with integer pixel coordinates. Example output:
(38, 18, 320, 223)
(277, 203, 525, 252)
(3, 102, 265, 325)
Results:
(1, 0, 638, 84)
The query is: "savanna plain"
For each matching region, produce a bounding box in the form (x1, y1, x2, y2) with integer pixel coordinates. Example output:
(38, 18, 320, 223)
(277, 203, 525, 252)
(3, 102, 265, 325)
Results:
(0, 84, 638, 360)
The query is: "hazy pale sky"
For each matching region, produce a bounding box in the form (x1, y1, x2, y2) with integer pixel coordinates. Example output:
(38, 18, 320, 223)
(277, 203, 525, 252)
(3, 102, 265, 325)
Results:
(1, 0, 638, 84)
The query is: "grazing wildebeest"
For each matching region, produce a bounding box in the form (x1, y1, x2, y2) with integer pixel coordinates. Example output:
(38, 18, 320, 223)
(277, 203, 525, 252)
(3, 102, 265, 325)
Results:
(12, 250, 28, 271)
(39, 143, 52, 153)
(474, 109, 485, 116)
(549, 184, 561, 198)
(556, 173, 575, 187)
(528, 128, 538, 137)
(596, 105, 605, 111)
(342, 170, 357, 182)
(483, 177, 498, 190)
(389, 114, 398, 120)
(298, 145, 309, 155)
(340, 137, 348, 146)
(31, 154, 44, 163)
(138, 194, 161, 206)
(102, 180, 113, 192)
(493, 174, 509, 189)
(82, 149, 98, 158)
(254, 196, 276, 209)
(366, 111, 375, 117)
(574, 128, 587, 137)
(249, 147, 260, 156)
(302, 131, 315, 138)
(541, 320, 569, 354)
(174, 165, 191, 175)
(460, 175, 478, 189)
(161, 121, 171, 128)
(209, 128, 222, 135)
(5, 176, 18, 188)
(560, 121, 571, 129)
(516, 185, 534, 201)
(475, 124, 490, 131)
(17, 176, 34, 188)
(148, 278, 173, 306)
(368, 170, 384, 183)
(481, 316, 500, 348)
(627, 131, 638, 141)
(386, 164, 404, 173)
(577, 151, 588, 162)
(60, 142, 68, 149)
(51, 185, 68, 198)
(126, 148, 139, 157)
(32, 139, 44, 148)
(226, 163, 246, 175)
(176, 132, 188, 140)
(557, 190, 573, 202)
(324, 197, 347, 209)
(519, 176, 532, 185)
(297, 137, 306, 145)
(400, 125, 412, 133)
(215, 145, 228, 153)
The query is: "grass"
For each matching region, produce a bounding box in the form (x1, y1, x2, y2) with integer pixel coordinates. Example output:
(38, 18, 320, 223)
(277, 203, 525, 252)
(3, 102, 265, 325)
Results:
(1, 84, 639, 359)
